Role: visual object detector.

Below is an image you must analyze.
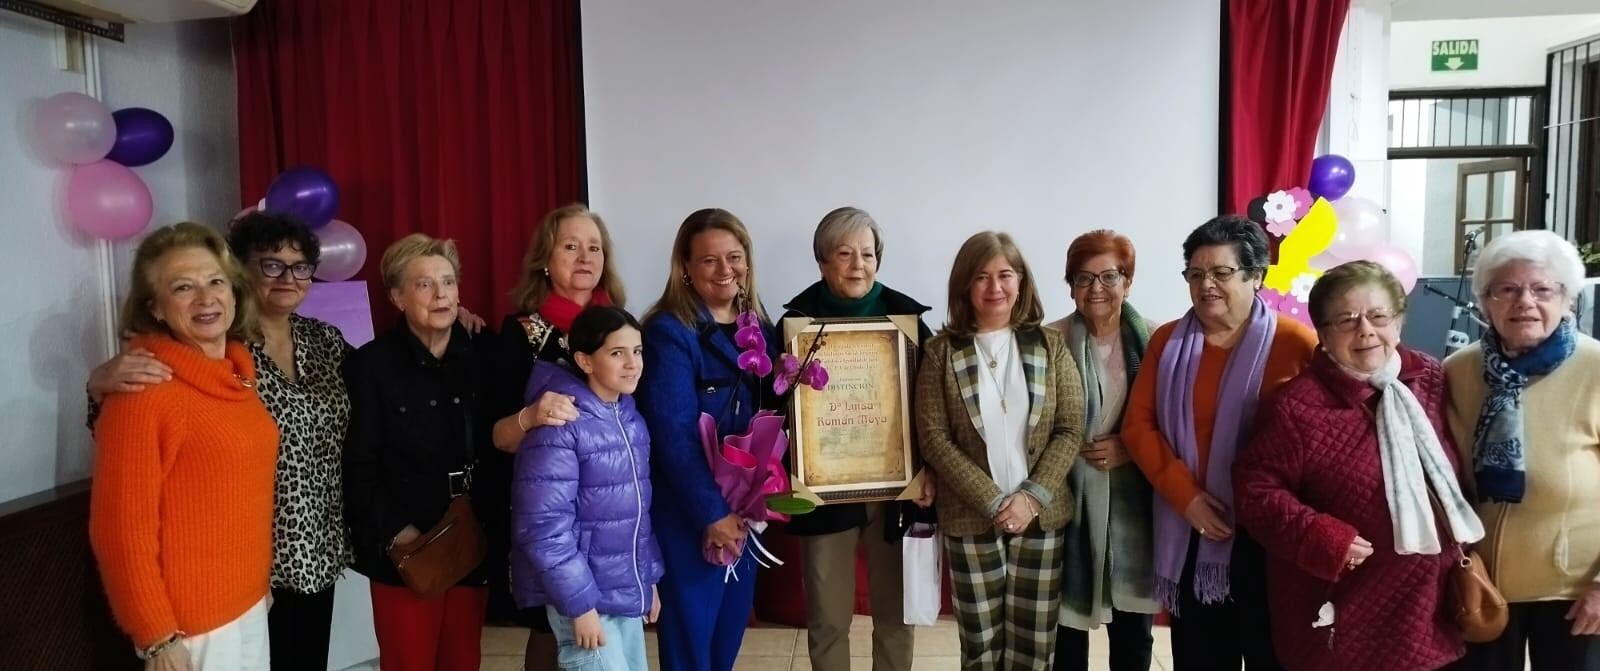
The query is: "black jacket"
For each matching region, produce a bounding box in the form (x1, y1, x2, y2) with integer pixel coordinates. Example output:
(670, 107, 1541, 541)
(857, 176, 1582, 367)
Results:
(779, 281, 938, 540)
(343, 320, 496, 586)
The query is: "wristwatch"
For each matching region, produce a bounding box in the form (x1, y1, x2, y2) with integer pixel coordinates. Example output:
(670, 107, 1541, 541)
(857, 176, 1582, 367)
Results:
(135, 632, 184, 660)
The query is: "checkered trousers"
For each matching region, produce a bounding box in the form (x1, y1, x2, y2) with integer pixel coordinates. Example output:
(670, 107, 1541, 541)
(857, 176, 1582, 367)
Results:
(945, 527, 1065, 670)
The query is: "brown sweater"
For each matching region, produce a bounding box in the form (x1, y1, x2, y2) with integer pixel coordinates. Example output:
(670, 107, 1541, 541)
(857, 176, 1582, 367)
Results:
(914, 326, 1085, 537)
(89, 334, 279, 647)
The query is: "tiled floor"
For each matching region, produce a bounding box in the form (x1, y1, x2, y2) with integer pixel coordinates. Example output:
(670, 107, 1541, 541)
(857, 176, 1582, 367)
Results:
(473, 616, 1176, 671)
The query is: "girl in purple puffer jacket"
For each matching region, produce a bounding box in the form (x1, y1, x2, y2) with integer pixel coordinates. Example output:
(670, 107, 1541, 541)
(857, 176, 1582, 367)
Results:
(512, 306, 664, 670)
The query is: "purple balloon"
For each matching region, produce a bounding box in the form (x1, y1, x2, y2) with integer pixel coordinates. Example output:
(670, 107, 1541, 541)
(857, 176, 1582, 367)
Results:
(1308, 154, 1356, 201)
(106, 108, 175, 167)
(264, 167, 339, 228)
(313, 219, 368, 282)
(67, 160, 153, 240)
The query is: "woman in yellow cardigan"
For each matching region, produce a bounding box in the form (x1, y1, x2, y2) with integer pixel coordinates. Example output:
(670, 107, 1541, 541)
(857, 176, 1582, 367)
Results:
(1444, 230, 1600, 671)
(915, 231, 1085, 669)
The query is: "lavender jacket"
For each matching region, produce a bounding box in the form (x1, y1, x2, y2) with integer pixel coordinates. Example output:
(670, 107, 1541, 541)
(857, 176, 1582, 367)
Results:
(511, 363, 664, 618)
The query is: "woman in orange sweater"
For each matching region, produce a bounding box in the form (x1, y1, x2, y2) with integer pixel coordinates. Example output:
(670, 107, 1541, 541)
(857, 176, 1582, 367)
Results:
(1120, 215, 1317, 670)
(89, 222, 279, 671)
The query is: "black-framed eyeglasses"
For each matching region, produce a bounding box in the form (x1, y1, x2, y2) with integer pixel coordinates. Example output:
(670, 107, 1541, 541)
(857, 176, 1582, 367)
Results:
(1070, 269, 1127, 289)
(1318, 309, 1399, 333)
(258, 258, 317, 281)
(1484, 282, 1563, 303)
(1180, 266, 1252, 284)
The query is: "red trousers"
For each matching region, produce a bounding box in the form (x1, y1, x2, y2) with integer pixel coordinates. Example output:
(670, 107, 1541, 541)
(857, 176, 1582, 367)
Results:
(369, 582, 488, 671)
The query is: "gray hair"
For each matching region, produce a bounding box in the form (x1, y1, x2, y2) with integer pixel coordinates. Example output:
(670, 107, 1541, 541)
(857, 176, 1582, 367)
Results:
(1471, 230, 1584, 300)
(812, 206, 884, 268)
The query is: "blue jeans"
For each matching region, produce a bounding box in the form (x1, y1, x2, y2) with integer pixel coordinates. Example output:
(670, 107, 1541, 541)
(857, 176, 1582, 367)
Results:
(545, 606, 649, 670)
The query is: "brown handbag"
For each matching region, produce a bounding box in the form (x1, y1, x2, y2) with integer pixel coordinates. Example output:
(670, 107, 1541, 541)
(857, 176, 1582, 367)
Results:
(1429, 490, 1508, 642)
(387, 494, 487, 598)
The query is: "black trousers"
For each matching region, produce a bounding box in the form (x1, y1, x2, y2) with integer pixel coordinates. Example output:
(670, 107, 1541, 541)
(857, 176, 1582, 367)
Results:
(1053, 610, 1156, 671)
(268, 585, 336, 671)
(1452, 600, 1600, 671)
(1169, 531, 1282, 671)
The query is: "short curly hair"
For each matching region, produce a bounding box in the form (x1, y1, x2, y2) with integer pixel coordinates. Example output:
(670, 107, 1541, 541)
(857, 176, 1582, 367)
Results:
(1181, 214, 1269, 278)
(227, 211, 322, 266)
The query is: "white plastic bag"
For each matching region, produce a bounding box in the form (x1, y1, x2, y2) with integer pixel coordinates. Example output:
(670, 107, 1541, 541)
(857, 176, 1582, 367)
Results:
(902, 523, 942, 626)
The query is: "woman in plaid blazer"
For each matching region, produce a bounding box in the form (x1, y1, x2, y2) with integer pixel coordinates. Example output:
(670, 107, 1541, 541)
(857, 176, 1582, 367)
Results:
(915, 231, 1086, 669)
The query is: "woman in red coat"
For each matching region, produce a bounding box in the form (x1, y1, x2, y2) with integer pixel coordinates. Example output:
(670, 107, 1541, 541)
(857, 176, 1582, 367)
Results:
(1234, 261, 1485, 671)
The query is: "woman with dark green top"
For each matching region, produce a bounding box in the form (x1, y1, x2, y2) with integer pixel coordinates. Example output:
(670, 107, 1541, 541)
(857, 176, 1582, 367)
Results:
(779, 206, 936, 671)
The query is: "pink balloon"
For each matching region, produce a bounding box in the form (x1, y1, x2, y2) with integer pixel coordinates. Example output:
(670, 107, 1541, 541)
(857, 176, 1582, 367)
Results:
(231, 205, 257, 225)
(314, 219, 367, 281)
(33, 92, 117, 164)
(1355, 243, 1420, 294)
(66, 160, 153, 240)
(1326, 197, 1391, 259)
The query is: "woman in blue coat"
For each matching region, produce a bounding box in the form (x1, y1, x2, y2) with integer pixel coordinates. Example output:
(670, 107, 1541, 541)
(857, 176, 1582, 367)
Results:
(636, 208, 780, 671)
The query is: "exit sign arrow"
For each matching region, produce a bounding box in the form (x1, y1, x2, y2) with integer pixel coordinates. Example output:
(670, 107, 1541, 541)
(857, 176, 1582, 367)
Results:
(1445, 56, 1464, 70)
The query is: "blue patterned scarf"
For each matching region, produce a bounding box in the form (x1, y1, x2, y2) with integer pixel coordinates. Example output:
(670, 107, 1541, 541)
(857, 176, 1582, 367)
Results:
(1474, 316, 1577, 503)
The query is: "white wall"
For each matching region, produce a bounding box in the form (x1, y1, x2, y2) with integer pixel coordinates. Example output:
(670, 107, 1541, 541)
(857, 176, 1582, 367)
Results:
(0, 16, 238, 504)
(581, 0, 1220, 327)
(1390, 15, 1600, 89)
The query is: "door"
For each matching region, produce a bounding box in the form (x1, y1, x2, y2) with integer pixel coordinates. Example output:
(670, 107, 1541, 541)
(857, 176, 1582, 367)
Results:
(1456, 158, 1527, 274)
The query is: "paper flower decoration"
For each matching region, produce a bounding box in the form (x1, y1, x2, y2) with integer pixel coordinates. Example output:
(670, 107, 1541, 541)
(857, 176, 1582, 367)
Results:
(1289, 272, 1317, 303)
(1287, 187, 1313, 218)
(1260, 288, 1313, 328)
(1264, 190, 1299, 224)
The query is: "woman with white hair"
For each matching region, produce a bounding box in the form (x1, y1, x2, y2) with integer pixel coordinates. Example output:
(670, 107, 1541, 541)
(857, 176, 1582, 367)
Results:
(1443, 230, 1600, 671)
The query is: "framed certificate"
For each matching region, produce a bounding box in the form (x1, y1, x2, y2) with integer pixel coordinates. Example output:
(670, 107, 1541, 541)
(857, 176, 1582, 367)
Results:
(783, 315, 921, 504)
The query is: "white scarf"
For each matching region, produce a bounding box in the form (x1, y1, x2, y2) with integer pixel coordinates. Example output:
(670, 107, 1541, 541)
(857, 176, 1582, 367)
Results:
(1366, 353, 1485, 554)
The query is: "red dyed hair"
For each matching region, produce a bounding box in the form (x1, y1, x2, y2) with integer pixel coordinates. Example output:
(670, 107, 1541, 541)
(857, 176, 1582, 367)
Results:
(1064, 229, 1137, 282)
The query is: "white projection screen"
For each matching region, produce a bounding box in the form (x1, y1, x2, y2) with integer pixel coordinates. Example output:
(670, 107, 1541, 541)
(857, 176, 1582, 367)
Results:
(581, 1, 1220, 326)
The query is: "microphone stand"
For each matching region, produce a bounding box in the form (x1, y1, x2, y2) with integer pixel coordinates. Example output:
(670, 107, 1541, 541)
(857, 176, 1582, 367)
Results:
(1429, 231, 1487, 354)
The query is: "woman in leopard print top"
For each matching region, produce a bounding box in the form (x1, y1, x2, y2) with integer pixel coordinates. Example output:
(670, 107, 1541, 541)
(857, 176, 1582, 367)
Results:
(480, 203, 627, 671)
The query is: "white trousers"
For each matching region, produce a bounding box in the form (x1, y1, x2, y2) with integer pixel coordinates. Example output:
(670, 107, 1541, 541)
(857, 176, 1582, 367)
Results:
(181, 596, 271, 671)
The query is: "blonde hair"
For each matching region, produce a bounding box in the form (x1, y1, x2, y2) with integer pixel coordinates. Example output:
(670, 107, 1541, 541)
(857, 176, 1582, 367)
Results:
(508, 203, 627, 313)
(942, 231, 1044, 338)
(380, 233, 461, 291)
(120, 221, 259, 341)
(645, 208, 770, 327)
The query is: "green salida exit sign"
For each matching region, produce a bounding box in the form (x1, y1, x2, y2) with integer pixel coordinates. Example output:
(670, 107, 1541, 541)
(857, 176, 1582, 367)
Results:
(1432, 39, 1479, 72)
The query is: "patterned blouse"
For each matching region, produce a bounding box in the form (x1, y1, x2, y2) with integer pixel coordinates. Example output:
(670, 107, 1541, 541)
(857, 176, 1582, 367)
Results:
(253, 314, 353, 594)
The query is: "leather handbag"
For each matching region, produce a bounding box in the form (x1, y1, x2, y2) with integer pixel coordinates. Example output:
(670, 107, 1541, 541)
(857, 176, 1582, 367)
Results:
(388, 494, 486, 598)
(1429, 491, 1508, 642)
(1444, 543, 1508, 642)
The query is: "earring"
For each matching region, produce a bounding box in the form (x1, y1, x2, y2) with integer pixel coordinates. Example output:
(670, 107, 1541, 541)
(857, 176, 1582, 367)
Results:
(542, 268, 550, 276)
(682, 273, 692, 286)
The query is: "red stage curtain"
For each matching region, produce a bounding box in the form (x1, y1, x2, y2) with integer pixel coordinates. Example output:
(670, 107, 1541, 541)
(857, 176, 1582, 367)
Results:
(234, 0, 586, 323)
(1223, 0, 1350, 215)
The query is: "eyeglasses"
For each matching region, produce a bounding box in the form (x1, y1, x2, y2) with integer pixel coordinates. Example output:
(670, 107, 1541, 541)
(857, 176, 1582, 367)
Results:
(258, 258, 317, 281)
(1484, 282, 1563, 303)
(1070, 269, 1126, 289)
(1319, 309, 1398, 333)
(1180, 266, 1252, 284)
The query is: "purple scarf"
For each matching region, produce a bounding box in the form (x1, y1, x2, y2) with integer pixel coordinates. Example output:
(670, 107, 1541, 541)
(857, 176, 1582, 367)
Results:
(1152, 295, 1277, 614)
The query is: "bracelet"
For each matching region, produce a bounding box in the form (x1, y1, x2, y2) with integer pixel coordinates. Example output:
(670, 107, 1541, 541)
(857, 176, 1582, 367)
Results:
(136, 632, 184, 660)
(516, 406, 532, 432)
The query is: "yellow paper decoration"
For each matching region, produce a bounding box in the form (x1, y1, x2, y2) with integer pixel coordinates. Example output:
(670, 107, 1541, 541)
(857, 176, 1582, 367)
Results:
(1264, 197, 1337, 292)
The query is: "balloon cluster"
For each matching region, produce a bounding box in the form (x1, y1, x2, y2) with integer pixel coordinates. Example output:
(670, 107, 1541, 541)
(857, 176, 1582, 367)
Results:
(32, 92, 175, 241)
(236, 167, 368, 282)
(1248, 154, 1420, 328)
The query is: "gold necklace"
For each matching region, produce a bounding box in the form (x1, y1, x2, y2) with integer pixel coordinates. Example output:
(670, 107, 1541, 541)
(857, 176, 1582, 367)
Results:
(976, 334, 1012, 413)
